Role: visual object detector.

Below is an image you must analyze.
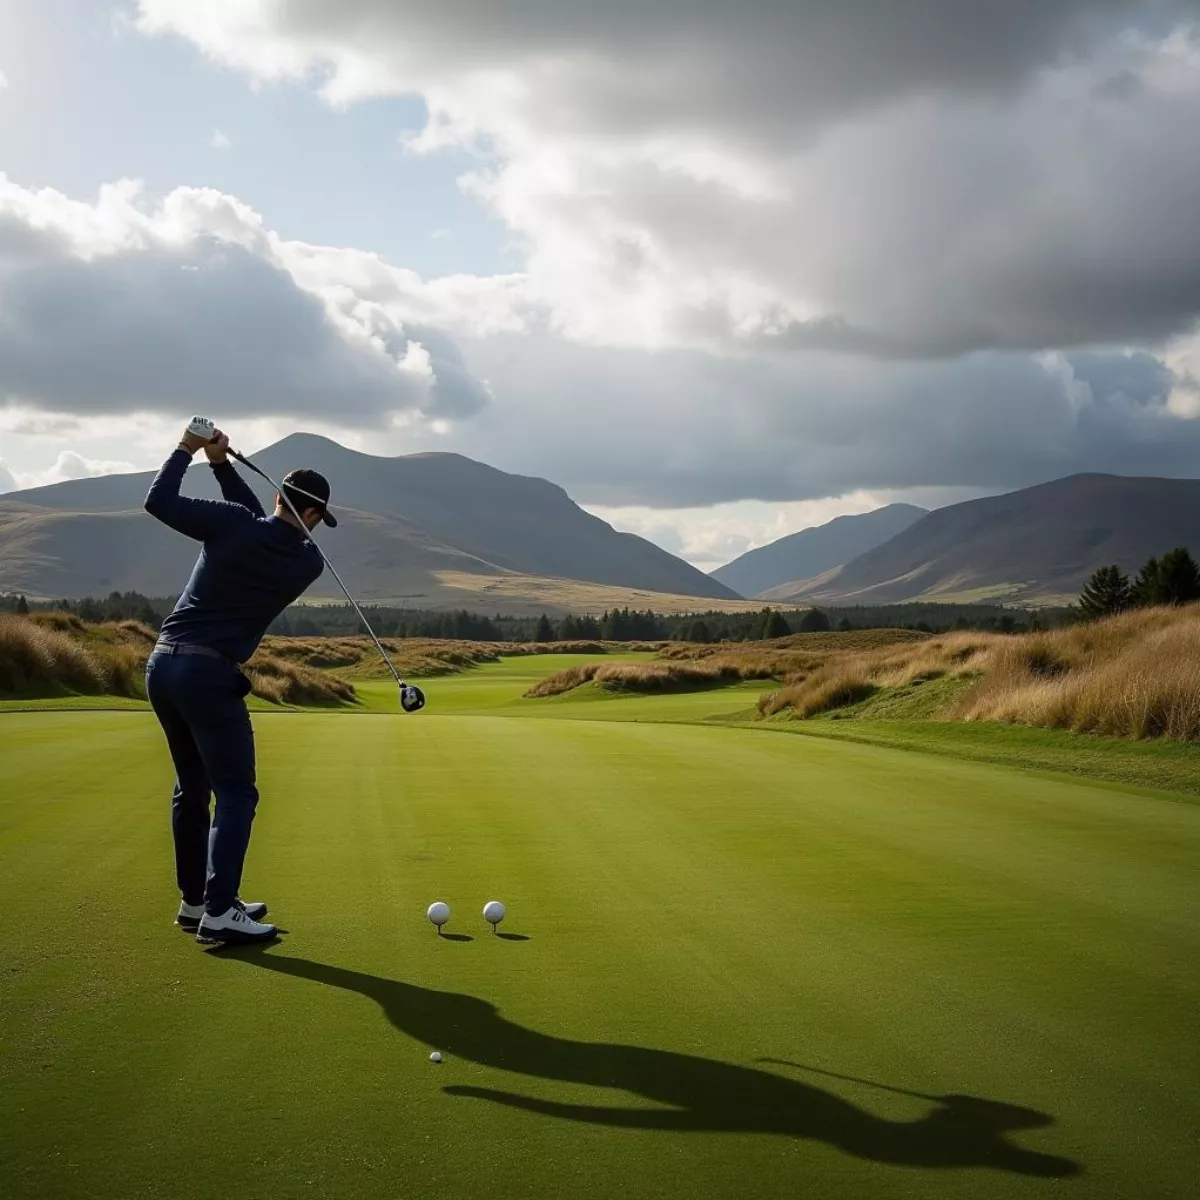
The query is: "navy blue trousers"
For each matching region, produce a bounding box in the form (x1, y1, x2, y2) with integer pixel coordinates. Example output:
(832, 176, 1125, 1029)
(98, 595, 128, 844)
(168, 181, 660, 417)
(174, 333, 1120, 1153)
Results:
(145, 652, 259, 916)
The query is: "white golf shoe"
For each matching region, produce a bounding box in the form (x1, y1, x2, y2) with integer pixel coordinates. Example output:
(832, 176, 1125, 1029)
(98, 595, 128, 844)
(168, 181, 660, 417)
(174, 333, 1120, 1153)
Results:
(194, 904, 278, 945)
(176, 898, 268, 933)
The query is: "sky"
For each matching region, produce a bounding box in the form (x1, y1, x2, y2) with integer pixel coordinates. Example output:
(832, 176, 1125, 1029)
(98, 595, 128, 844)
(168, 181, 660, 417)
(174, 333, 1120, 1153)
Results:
(1, 1, 1199, 570)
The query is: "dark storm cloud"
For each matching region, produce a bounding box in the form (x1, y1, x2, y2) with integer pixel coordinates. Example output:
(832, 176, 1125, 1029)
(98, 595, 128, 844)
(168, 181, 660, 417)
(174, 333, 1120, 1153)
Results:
(451, 337, 1200, 507)
(142, 1, 1200, 358)
(278, 0, 1185, 141)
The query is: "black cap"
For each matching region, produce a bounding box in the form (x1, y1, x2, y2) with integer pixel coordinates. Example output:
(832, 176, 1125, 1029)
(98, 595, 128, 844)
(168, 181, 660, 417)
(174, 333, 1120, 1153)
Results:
(281, 468, 338, 528)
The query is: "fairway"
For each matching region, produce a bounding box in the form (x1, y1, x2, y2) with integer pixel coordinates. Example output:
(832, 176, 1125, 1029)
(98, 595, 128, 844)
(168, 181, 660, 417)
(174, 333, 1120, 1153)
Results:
(2, 658, 1198, 1200)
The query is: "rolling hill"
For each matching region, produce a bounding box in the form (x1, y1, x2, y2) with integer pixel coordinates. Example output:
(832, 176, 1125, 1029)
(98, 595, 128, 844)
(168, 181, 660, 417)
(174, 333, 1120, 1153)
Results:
(0, 435, 746, 615)
(762, 474, 1200, 606)
(711, 504, 927, 598)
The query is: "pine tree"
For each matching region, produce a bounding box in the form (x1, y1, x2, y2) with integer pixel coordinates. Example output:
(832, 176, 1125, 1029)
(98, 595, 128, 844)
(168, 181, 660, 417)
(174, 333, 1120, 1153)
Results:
(1156, 547, 1200, 606)
(16, 594, 29, 615)
(534, 614, 554, 643)
(1078, 565, 1131, 619)
(760, 609, 791, 639)
(1130, 557, 1161, 607)
(799, 608, 831, 633)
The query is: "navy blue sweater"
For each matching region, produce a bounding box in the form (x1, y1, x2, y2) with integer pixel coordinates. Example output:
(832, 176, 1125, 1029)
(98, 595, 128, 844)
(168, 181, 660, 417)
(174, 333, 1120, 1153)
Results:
(145, 449, 324, 663)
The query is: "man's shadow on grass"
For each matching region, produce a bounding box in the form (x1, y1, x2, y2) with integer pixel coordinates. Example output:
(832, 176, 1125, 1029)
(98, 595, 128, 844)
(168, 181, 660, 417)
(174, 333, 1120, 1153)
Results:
(225, 949, 1080, 1179)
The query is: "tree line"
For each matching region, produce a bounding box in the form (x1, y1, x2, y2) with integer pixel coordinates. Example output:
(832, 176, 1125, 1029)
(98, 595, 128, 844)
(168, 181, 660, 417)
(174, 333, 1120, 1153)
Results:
(1, 589, 1075, 641)
(1078, 547, 1200, 619)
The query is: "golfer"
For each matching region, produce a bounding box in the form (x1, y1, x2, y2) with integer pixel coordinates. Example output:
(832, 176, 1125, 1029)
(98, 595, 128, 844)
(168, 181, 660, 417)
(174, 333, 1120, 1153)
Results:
(144, 423, 334, 944)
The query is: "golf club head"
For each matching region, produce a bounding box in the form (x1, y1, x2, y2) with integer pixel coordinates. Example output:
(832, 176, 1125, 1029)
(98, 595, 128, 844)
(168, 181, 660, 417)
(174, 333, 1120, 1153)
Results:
(400, 684, 426, 713)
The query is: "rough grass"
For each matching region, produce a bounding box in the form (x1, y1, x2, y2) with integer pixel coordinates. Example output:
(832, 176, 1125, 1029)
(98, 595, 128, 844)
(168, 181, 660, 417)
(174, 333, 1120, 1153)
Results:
(657, 628, 929, 659)
(0, 613, 358, 707)
(526, 631, 927, 698)
(244, 654, 358, 707)
(761, 605, 1200, 742)
(0, 615, 110, 696)
(526, 658, 776, 697)
(0, 617, 657, 708)
(261, 636, 662, 681)
(955, 607, 1200, 740)
(526, 610, 1200, 742)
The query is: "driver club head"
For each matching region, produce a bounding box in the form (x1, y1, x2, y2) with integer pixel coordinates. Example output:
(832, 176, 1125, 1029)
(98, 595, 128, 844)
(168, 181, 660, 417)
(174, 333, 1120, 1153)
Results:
(400, 684, 426, 713)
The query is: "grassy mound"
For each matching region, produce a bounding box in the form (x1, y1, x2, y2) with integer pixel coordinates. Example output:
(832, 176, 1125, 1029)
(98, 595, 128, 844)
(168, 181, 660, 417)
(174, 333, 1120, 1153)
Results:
(0, 613, 358, 707)
(262, 636, 662, 683)
(761, 605, 1200, 741)
(954, 606, 1200, 739)
(0, 613, 153, 699)
(526, 659, 762, 696)
(527, 629, 930, 698)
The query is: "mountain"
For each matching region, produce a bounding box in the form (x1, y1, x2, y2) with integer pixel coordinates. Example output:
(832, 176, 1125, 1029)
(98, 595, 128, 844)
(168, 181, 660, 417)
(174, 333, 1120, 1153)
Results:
(762, 474, 1200, 606)
(711, 504, 927, 598)
(0, 434, 742, 613)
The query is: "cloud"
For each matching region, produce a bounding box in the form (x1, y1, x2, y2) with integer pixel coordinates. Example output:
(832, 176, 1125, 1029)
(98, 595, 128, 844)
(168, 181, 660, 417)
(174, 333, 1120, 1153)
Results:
(136, 1, 1200, 358)
(0, 69, 8, 93)
(209, 128, 231, 149)
(586, 494, 893, 572)
(442, 334, 1200, 508)
(38, 451, 139, 484)
(13, 0, 1200, 536)
(0, 451, 138, 492)
(0, 174, 505, 427)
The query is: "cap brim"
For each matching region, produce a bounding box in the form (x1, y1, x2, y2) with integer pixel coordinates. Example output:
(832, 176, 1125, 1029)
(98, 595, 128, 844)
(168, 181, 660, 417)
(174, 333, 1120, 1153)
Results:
(321, 510, 338, 528)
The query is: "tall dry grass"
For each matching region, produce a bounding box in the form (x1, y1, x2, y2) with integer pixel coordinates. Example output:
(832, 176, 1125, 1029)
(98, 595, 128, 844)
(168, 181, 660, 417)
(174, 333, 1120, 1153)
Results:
(525, 641, 903, 698)
(759, 605, 1200, 741)
(259, 635, 661, 681)
(244, 654, 358, 706)
(0, 614, 110, 695)
(954, 606, 1200, 740)
(526, 655, 790, 697)
(757, 633, 991, 718)
(0, 613, 359, 706)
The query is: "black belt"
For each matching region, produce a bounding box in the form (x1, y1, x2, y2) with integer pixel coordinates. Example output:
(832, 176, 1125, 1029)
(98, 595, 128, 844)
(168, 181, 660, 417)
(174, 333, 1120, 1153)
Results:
(153, 641, 231, 662)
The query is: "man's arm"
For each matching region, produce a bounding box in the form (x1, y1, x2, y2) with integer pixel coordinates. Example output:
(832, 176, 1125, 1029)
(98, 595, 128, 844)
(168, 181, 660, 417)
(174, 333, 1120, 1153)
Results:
(203, 430, 266, 517)
(144, 429, 254, 542)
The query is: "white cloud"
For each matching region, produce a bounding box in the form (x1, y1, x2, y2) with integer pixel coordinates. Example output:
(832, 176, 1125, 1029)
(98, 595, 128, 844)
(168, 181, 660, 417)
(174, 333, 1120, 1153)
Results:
(587, 495, 889, 571)
(0, 69, 9, 93)
(40, 451, 138, 483)
(0, 451, 138, 492)
(447, 334, 1200, 509)
(135, 2, 1200, 358)
(0, 173, 512, 427)
(209, 128, 231, 149)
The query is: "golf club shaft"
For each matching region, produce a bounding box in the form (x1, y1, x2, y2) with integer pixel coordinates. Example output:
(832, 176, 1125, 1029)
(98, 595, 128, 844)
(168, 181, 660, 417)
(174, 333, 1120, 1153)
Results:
(224, 448, 409, 692)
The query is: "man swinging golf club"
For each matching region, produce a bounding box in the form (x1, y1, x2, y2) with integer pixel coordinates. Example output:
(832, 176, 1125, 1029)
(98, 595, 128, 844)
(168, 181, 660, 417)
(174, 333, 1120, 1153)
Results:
(144, 422, 335, 944)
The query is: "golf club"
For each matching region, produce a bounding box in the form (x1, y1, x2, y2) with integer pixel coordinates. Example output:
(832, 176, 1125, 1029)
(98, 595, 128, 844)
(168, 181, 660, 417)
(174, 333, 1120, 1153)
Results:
(187, 417, 426, 713)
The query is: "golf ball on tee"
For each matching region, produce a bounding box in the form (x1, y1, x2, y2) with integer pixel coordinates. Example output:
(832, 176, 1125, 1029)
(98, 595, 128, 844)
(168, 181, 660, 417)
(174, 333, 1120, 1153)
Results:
(430, 1051, 443, 1064)
(483, 900, 506, 927)
(427, 901, 450, 928)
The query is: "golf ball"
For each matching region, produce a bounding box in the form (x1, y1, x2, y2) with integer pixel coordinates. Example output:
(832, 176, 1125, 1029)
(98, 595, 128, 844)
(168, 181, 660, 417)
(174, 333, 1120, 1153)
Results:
(427, 901, 450, 927)
(483, 900, 506, 926)
(430, 1051, 443, 1064)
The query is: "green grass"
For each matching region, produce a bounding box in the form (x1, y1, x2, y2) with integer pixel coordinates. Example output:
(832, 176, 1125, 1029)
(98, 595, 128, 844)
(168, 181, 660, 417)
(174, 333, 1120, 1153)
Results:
(2, 657, 1199, 1199)
(782, 717, 1200, 799)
